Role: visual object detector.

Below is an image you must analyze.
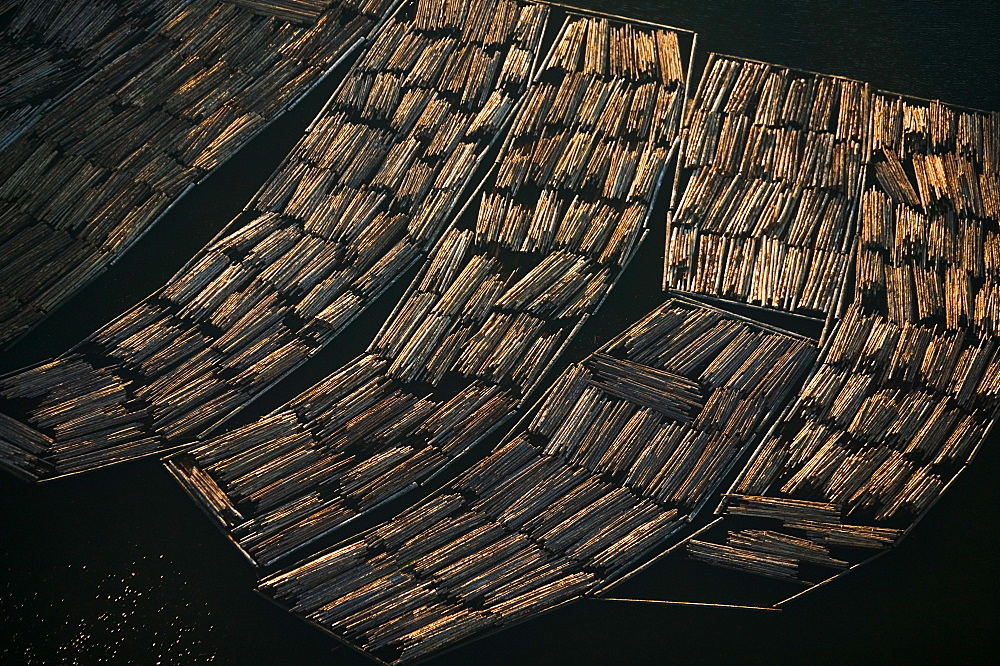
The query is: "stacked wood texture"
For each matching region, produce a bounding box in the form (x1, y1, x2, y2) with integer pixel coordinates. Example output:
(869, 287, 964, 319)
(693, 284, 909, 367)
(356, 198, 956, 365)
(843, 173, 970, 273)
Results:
(664, 54, 869, 316)
(684, 494, 899, 583)
(657, 61, 1000, 593)
(166, 11, 689, 569)
(0, 0, 545, 481)
(0, 0, 184, 153)
(856, 96, 1000, 335)
(685, 302, 997, 584)
(0, 0, 399, 348)
(731, 102, 1000, 533)
(256, 298, 813, 664)
(731, 304, 999, 521)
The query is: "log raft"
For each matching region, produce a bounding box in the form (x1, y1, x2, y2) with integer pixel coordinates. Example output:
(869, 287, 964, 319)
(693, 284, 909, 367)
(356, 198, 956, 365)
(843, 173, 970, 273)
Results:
(1, 0, 996, 653)
(681, 94, 999, 596)
(166, 7, 691, 570)
(0, 0, 402, 349)
(254, 297, 813, 664)
(0, 0, 546, 481)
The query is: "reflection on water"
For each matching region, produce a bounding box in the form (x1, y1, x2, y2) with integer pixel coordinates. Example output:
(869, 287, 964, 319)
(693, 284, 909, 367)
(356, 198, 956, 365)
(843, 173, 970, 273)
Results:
(1, 1, 997, 664)
(1, 560, 220, 664)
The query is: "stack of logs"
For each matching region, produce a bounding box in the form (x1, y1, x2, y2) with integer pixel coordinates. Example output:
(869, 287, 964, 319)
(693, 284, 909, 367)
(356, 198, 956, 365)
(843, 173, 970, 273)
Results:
(0, 0, 545, 480)
(256, 298, 814, 664)
(165, 12, 688, 572)
(688, 301, 997, 584)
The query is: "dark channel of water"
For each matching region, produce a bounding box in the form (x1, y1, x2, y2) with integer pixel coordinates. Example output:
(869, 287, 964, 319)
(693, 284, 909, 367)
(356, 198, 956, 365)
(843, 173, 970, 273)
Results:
(1, 1, 998, 664)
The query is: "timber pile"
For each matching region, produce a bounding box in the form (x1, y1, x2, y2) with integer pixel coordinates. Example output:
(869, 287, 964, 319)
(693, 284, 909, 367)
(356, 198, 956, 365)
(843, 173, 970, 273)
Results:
(256, 299, 813, 664)
(664, 54, 868, 316)
(0, 0, 398, 348)
(726, 529, 848, 568)
(686, 303, 997, 583)
(667, 63, 1000, 591)
(532, 301, 815, 512)
(0, 0, 545, 481)
(0, 0, 183, 152)
(856, 96, 1000, 335)
(166, 12, 688, 569)
(685, 515, 879, 581)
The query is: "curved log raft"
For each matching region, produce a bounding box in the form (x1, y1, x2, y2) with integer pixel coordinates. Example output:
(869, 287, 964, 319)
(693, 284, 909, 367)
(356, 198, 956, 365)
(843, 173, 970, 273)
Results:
(1, 1, 997, 659)
(0, 0, 401, 348)
(254, 297, 814, 664)
(167, 6, 691, 569)
(0, 0, 547, 480)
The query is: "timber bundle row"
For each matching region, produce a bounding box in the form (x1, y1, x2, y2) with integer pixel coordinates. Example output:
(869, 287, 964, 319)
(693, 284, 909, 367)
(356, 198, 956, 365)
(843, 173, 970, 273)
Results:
(685, 301, 999, 584)
(732, 304, 1000, 518)
(165, 13, 688, 569)
(664, 54, 869, 315)
(857, 95, 1000, 334)
(0, 0, 182, 153)
(231, 0, 341, 24)
(254, 299, 812, 664)
(0, 0, 398, 349)
(686, 495, 899, 582)
(0, 0, 546, 482)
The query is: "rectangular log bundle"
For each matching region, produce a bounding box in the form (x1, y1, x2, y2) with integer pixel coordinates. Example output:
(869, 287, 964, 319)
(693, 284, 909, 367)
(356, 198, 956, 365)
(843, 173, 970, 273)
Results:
(253, 298, 813, 664)
(0, 0, 400, 348)
(664, 54, 868, 316)
(165, 11, 690, 569)
(0, 0, 548, 481)
(856, 96, 1000, 335)
(684, 302, 998, 584)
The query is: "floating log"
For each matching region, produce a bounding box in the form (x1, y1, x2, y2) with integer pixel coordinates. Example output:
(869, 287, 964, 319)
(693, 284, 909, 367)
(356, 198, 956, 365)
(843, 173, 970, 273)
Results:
(159, 14, 695, 663)
(727, 529, 848, 569)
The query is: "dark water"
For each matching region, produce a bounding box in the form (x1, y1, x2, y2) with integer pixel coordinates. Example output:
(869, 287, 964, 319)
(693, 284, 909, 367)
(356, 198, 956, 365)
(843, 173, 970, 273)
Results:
(2, 2, 998, 664)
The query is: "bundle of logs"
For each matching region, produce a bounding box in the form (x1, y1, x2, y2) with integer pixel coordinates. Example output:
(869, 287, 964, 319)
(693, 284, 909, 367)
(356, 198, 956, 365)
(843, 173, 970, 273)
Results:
(255, 298, 814, 664)
(0, 0, 545, 480)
